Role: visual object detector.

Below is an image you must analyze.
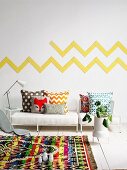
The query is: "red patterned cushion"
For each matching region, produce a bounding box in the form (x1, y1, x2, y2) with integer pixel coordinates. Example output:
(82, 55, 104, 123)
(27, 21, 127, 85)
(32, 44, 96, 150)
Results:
(79, 94, 89, 113)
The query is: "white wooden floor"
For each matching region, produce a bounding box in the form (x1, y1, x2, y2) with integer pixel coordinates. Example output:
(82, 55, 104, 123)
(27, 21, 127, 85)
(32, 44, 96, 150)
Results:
(1, 124, 127, 170)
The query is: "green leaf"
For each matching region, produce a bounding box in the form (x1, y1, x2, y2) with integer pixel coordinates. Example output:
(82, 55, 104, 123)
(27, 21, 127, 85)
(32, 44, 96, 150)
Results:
(95, 101, 101, 106)
(108, 114, 112, 122)
(88, 117, 92, 123)
(101, 106, 107, 112)
(96, 107, 102, 112)
(103, 119, 109, 128)
(104, 106, 108, 112)
(82, 114, 91, 122)
(96, 111, 101, 118)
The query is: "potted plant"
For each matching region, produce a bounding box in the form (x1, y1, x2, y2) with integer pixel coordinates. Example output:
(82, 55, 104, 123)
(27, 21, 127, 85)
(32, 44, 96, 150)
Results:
(82, 101, 112, 128)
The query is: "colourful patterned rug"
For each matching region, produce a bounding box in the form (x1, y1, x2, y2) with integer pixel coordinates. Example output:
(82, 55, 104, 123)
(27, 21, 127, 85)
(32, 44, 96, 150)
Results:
(0, 135, 97, 170)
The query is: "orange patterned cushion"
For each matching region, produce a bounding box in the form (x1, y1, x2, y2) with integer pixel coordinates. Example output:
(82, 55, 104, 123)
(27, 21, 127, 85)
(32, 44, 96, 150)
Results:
(45, 91, 69, 113)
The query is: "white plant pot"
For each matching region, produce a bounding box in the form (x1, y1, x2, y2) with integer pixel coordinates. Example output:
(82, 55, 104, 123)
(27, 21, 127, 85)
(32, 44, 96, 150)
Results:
(49, 153, 53, 162)
(93, 117, 109, 138)
(43, 152, 48, 162)
(38, 155, 42, 164)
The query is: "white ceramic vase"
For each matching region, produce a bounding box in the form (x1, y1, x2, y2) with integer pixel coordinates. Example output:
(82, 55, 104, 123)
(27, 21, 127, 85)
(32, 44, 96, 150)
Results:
(49, 153, 53, 162)
(93, 117, 109, 138)
(43, 152, 48, 162)
(38, 155, 42, 164)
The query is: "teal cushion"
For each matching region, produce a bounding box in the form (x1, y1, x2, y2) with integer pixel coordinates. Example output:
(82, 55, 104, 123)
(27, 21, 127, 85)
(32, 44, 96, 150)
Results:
(87, 92, 113, 115)
(44, 103, 65, 114)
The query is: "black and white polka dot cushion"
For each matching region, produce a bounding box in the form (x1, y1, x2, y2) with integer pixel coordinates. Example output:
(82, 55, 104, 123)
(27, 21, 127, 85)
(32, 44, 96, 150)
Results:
(21, 90, 45, 112)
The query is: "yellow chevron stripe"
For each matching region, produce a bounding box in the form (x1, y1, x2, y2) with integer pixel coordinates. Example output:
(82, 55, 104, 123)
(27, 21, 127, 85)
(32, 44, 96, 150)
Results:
(50, 100, 67, 103)
(50, 101, 66, 104)
(0, 57, 127, 73)
(50, 41, 127, 57)
(45, 92, 69, 95)
(48, 95, 68, 97)
(49, 98, 68, 101)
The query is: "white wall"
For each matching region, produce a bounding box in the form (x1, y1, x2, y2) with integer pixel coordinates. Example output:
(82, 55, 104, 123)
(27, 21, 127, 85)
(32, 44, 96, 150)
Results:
(0, 0, 127, 122)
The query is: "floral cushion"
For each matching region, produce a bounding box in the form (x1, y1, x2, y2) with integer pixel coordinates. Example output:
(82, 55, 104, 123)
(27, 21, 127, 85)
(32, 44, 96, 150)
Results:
(79, 94, 89, 113)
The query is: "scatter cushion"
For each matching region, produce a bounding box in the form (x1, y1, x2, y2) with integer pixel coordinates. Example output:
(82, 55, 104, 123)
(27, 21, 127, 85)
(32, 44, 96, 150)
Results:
(45, 91, 69, 113)
(31, 96, 49, 113)
(44, 103, 65, 114)
(79, 94, 89, 113)
(87, 92, 113, 115)
(21, 90, 45, 112)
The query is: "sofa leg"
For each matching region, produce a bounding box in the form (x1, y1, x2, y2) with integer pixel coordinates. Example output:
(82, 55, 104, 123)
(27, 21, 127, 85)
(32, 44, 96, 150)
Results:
(37, 125, 39, 132)
(80, 124, 82, 133)
(76, 125, 78, 132)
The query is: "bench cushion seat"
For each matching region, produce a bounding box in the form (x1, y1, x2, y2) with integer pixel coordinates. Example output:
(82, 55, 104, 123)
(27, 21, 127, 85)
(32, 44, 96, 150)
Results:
(11, 111, 78, 126)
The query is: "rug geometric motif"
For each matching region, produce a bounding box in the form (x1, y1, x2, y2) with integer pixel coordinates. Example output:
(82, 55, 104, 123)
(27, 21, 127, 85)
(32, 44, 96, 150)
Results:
(0, 135, 97, 170)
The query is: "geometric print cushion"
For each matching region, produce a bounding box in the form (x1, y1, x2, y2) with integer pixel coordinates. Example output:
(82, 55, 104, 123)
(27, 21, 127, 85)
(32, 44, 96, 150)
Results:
(79, 94, 89, 113)
(44, 103, 65, 114)
(21, 90, 45, 112)
(87, 92, 113, 115)
(45, 91, 69, 113)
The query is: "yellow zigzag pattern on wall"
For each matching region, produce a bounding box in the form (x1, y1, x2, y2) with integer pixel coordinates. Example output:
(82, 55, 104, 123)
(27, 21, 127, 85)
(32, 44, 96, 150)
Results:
(50, 41, 127, 57)
(0, 57, 127, 73)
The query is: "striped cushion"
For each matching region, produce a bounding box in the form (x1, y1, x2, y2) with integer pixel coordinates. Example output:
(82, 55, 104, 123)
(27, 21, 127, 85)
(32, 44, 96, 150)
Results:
(45, 91, 69, 113)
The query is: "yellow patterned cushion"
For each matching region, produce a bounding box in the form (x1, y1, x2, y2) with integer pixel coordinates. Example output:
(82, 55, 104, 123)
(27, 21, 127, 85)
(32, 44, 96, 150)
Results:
(45, 91, 69, 113)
